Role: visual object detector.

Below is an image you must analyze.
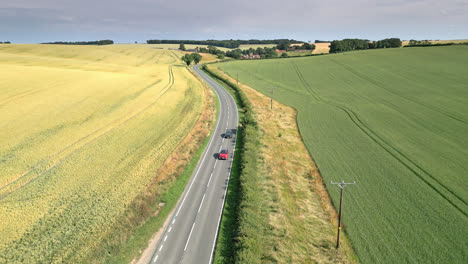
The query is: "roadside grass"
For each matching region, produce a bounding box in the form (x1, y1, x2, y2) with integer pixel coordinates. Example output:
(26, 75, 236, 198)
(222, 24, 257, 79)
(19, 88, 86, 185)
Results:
(215, 46, 468, 263)
(208, 66, 356, 263)
(203, 65, 274, 263)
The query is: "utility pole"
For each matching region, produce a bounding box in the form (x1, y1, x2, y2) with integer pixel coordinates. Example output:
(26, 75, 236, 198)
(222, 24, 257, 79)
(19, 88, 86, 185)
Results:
(236, 72, 239, 86)
(268, 86, 276, 110)
(330, 180, 356, 249)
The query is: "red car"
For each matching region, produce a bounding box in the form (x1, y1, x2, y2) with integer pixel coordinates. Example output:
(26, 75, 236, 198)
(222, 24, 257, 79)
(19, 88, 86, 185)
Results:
(219, 149, 229, 160)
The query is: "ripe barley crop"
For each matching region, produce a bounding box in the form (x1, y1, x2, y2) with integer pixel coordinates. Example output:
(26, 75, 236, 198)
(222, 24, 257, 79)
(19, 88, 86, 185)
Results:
(0, 44, 204, 263)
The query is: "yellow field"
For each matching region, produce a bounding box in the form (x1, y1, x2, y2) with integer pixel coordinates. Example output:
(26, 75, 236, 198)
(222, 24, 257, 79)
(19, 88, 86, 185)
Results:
(0, 44, 205, 262)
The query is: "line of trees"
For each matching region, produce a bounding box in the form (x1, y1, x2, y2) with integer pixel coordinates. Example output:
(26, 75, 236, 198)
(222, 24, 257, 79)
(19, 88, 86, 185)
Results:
(42, 40, 114, 45)
(0, 41, 11, 44)
(404, 40, 468, 47)
(315, 40, 330, 43)
(147, 39, 302, 49)
(329, 38, 401, 53)
(225, 47, 278, 59)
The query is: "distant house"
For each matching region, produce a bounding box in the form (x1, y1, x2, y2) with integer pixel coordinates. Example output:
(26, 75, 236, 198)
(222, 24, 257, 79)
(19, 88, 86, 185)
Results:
(275, 49, 286, 53)
(241, 54, 262, 60)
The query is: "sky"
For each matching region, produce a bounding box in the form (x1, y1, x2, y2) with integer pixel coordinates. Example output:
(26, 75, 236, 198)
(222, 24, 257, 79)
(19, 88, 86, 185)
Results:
(1, 0, 467, 43)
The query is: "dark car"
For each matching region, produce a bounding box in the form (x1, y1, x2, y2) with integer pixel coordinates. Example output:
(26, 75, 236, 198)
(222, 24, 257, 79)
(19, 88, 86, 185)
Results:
(224, 130, 233, 139)
(219, 149, 229, 160)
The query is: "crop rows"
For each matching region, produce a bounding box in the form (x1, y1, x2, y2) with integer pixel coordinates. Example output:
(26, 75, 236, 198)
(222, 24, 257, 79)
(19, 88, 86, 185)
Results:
(0, 44, 204, 263)
(217, 46, 468, 263)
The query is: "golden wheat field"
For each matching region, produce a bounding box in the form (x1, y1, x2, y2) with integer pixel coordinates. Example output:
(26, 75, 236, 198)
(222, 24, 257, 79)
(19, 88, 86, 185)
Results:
(0, 44, 205, 263)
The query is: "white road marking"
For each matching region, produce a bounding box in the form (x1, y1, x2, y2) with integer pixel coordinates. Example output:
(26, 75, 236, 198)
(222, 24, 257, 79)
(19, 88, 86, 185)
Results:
(214, 160, 218, 169)
(174, 90, 224, 217)
(198, 193, 206, 213)
(159, 245, 163, 252)
(184, 222, 196, 251)
(152, 255, 158, 263)
(172, 219, 176, 225)
(164, 235, 168, 242)
(207, 172, 213, 187)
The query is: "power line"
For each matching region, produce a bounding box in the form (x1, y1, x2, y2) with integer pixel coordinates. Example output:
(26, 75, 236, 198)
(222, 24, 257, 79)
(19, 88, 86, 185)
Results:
(330, 180, 356, 249)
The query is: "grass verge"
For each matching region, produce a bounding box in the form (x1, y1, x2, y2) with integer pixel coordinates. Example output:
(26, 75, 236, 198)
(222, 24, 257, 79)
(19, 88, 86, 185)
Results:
(205, 64, 357, 263)
(203, 64, 271, 263)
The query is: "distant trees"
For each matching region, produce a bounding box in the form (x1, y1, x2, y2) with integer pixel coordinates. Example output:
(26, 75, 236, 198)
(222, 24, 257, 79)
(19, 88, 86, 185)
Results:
(225, 49, 242, 59)
(329, 38, 402, 53)
(281, 53, 289, 58)
(0, 41, 11, 44)
(315, 40, 331, 43)
(42, 40, 114, 45)
(224, 46, 278, 59)
(181, 53, 203, 66)
(404, 40, 466, 48)
(329, 39, 370, 53)
(276, 40, 290, 50)
(191, 53, 202, 64)
(179, 43, 186, 51)
(181, 54, 193, 66)
(370, 38, 402, 48)
(147, 39, 302, 49)
(301, 43, 315, 50)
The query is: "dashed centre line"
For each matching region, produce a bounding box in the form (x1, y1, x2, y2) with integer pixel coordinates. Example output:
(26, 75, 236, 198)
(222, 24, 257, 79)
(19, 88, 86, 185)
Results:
(184, 222, 196, 251)
(198, 193, 206, 213)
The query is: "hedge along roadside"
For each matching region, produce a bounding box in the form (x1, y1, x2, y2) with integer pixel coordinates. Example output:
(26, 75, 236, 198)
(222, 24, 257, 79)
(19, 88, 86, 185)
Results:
(202, 65, 271, 263)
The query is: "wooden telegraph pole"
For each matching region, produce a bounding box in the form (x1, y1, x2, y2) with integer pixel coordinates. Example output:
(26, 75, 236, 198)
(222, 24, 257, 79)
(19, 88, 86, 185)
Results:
(268, 86, 276, 110)
(330, 180, 356, 249)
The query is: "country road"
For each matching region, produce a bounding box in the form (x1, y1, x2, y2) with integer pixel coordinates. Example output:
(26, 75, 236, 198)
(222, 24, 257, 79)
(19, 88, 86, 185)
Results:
(147, 64, 239, 264)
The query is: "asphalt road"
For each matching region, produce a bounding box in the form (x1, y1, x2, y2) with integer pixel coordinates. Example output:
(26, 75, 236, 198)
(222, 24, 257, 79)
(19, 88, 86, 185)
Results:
(148, 64, 239, 264)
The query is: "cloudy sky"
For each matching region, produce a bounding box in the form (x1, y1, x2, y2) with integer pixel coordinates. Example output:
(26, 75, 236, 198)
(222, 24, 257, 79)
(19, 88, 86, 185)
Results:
(1, 0, 467, 43)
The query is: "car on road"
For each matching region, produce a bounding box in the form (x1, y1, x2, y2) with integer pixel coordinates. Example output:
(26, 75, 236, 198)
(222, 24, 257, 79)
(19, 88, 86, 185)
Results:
(219, 149, 229, 160)
(223, 130, 233, 139)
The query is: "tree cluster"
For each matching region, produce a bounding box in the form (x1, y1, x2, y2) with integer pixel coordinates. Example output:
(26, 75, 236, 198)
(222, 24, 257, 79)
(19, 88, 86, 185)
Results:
(147, 39, 302, 49)
(0, 41, 11, 44)
(42, 40, 114, 45)
(181, 53, 202, 66)
(329, 38, 401, 53)
(369, 38, 402, 49)
(179, 43, 186, 51)
(315, 40, 331, 43)
(288, 43, 316, 51)
(225, 47, 278, 59)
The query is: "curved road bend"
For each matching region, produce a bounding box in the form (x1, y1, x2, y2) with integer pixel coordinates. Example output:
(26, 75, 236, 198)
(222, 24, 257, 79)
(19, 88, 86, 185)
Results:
(148, 64, 239, 264)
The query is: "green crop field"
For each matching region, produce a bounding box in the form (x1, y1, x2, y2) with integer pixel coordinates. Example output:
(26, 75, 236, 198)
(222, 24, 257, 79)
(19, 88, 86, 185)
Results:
(0, 44, 205, 262)
(216, 46, 468, 263)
